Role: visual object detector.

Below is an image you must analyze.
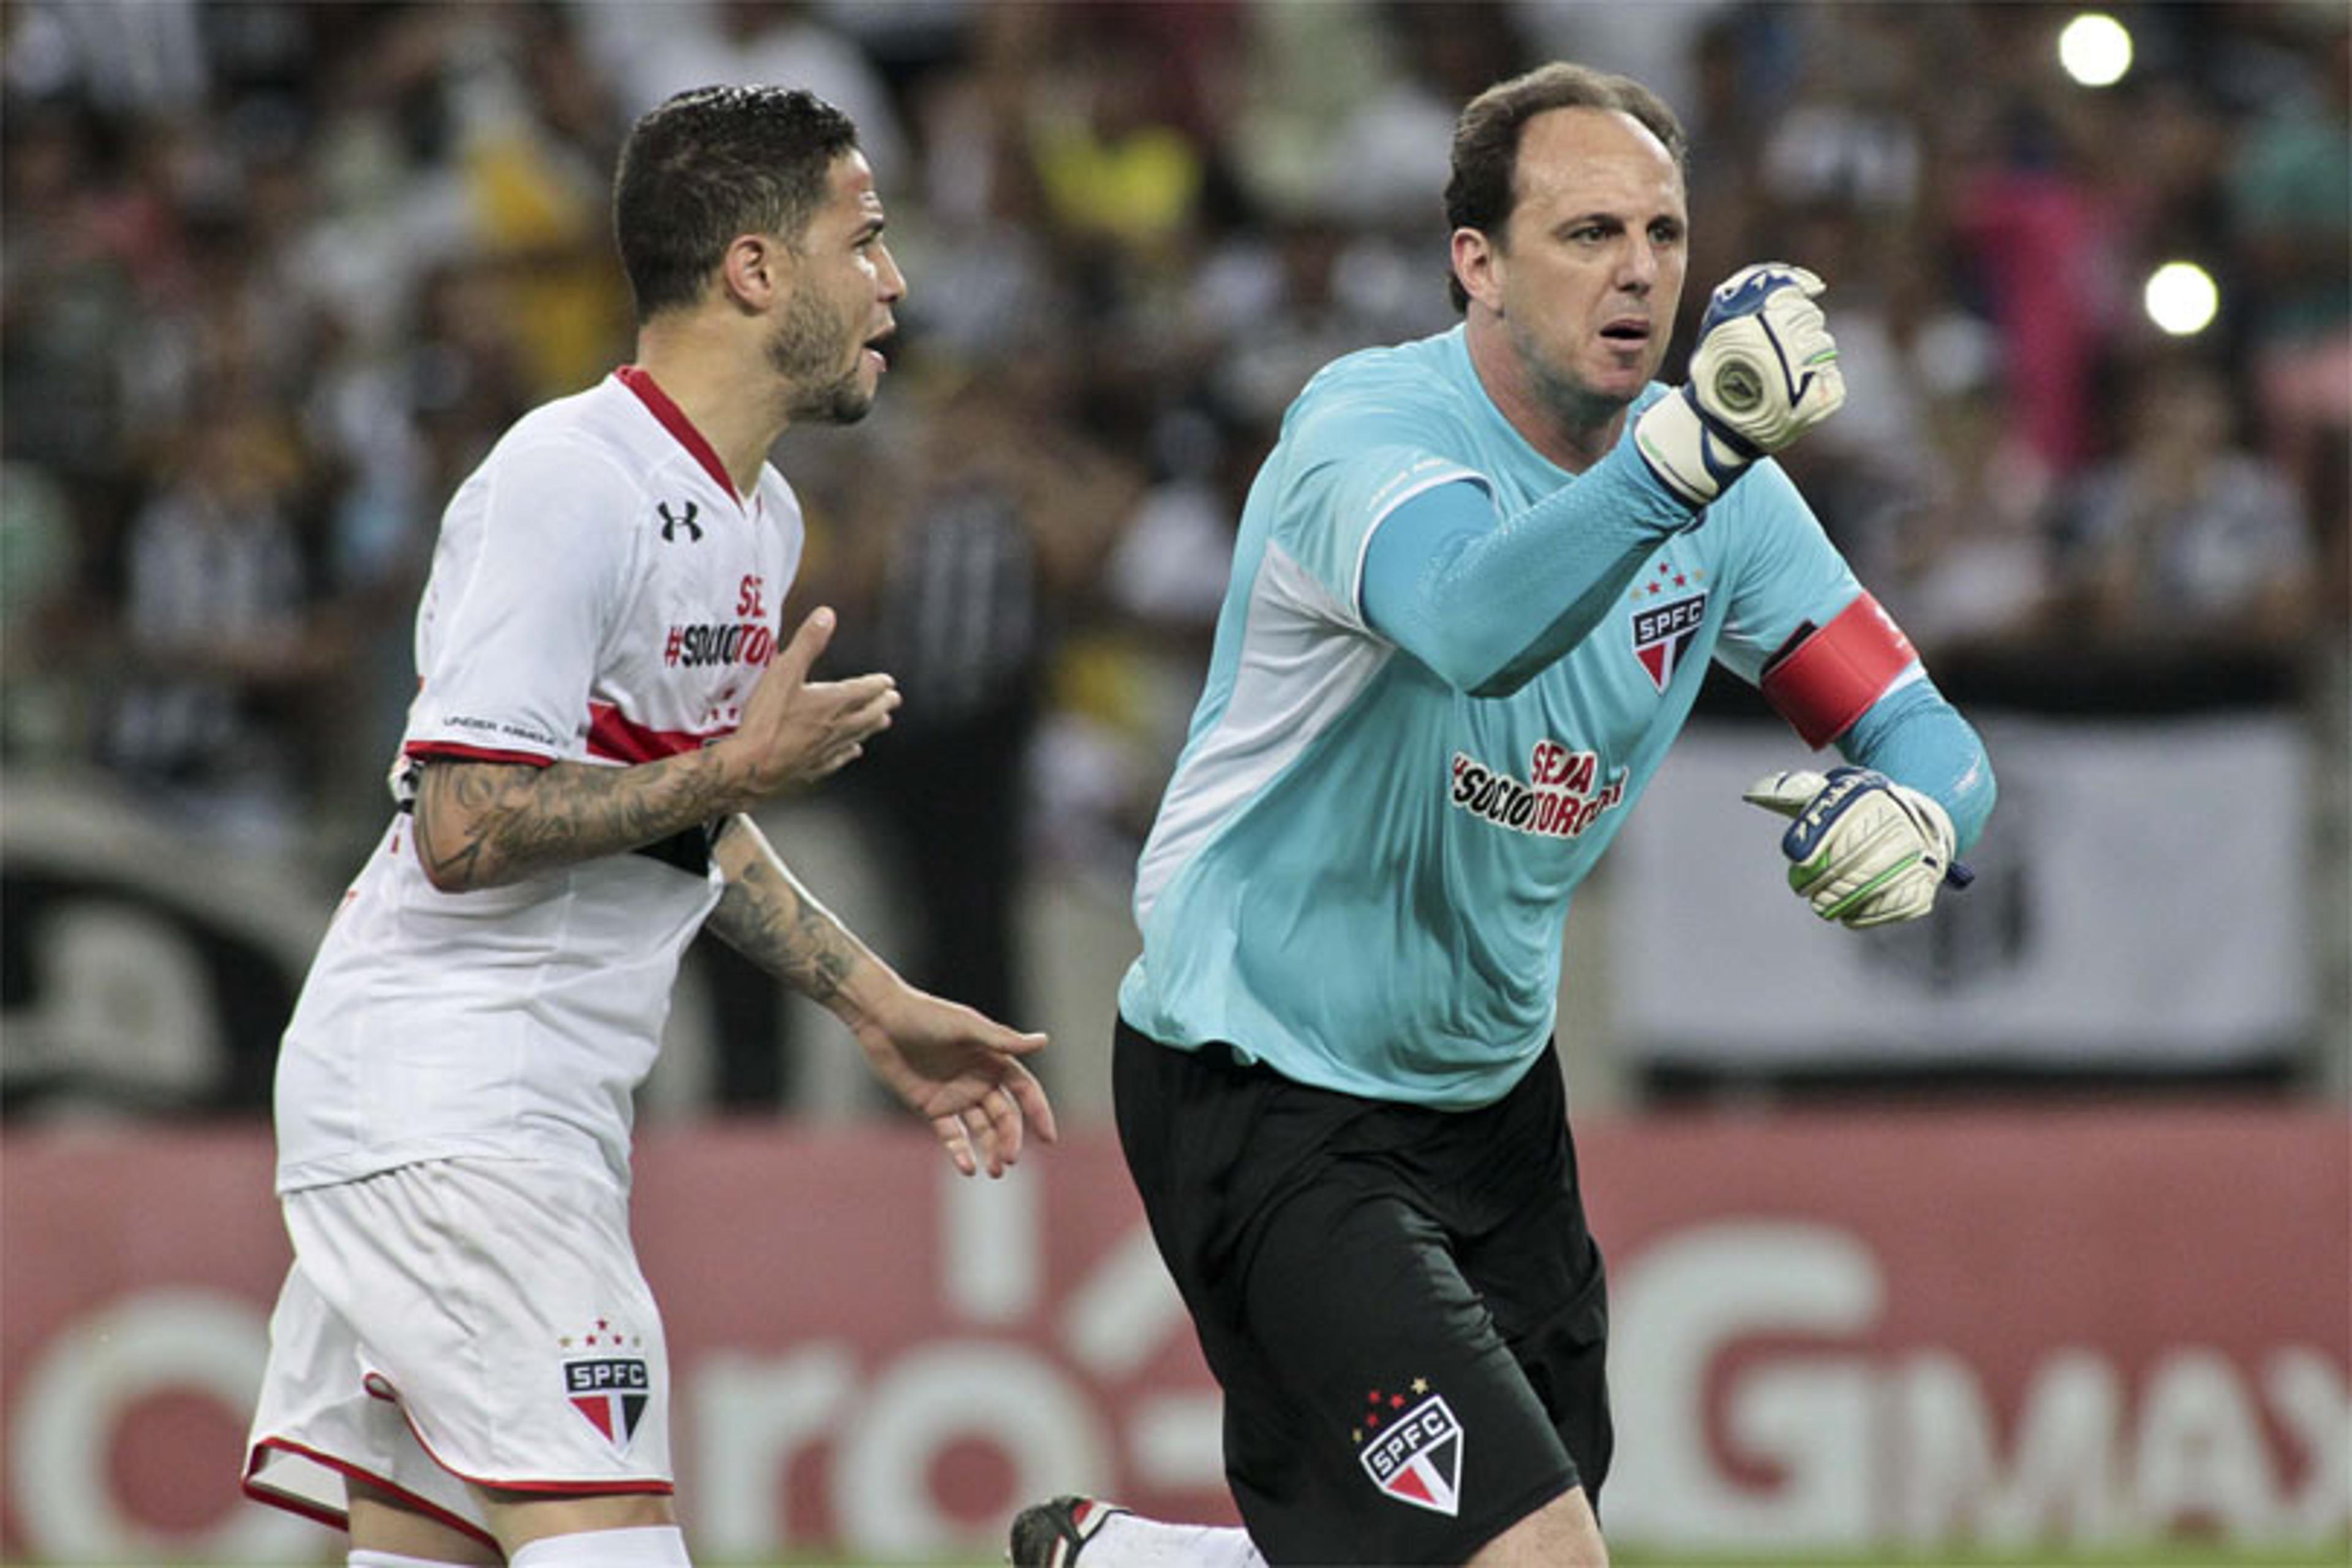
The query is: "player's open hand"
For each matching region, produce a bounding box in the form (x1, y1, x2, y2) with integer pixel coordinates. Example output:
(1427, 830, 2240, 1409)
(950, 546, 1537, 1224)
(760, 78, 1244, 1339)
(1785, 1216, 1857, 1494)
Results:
(851, 984, 1058, 1178)
(715, 607, 899, 804)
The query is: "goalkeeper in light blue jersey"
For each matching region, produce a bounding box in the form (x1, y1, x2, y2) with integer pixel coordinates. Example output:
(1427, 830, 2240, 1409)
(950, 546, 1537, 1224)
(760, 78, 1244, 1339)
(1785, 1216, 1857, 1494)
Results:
(1012, 61, 1993, 1568)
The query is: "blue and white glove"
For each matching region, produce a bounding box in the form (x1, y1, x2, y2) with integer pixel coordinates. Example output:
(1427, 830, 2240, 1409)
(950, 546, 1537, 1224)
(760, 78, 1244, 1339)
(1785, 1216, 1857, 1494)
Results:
(1635, 263, 1847, 506)
(1744, 766, 1967, 929)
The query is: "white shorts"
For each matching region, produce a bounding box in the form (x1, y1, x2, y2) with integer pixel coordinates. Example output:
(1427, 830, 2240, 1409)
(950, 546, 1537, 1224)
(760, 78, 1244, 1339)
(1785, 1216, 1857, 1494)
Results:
(243, 1158, 674, 1544)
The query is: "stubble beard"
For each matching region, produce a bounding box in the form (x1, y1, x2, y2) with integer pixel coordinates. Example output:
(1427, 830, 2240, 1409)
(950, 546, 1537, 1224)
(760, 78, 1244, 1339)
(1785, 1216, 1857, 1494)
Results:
(1515, 318, 1640, 435)
(768, 288, 875, 426)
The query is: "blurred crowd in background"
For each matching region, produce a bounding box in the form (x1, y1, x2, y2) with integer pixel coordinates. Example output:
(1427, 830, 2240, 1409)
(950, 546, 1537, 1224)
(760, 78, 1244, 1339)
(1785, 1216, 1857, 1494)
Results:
(2, 1, 2346, 1102)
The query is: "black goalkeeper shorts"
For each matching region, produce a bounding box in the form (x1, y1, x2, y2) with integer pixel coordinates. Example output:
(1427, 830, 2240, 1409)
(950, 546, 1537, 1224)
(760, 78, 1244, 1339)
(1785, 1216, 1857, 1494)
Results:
(1113, 1017, 1611, 1567)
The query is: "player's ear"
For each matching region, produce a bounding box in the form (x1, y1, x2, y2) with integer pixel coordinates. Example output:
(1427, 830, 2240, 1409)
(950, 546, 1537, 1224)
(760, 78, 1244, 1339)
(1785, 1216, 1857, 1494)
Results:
(718, 233, 790, 314)
(1452, 226, 1504, 314)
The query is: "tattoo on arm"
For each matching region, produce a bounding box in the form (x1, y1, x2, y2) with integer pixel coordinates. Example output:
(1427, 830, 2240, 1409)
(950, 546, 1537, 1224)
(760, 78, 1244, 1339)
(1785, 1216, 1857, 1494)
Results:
(706, 853, 861, 1005)
(414, 756, 734, 892)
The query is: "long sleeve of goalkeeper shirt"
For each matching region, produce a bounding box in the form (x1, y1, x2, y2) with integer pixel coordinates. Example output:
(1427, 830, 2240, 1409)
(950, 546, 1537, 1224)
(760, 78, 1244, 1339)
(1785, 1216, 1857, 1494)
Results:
(1359, 440, 1697, 697)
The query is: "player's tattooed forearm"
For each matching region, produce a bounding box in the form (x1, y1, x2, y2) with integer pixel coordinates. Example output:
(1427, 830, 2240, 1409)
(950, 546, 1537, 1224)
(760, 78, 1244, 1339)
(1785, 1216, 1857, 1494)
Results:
(780, 892, 858, 1003)
(416, 758, 727, 890)
(417, 763, 532, 888)
(709, 857, 857, 1002)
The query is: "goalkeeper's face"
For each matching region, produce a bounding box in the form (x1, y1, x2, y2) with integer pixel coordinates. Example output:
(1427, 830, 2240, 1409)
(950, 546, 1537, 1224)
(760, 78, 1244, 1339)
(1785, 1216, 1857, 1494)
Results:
(1483, 107, 1688, 426)
(767, 150, 907, 425)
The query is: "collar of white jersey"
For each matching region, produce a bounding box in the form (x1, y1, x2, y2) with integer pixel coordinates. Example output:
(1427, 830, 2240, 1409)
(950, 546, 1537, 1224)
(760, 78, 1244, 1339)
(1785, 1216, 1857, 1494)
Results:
(615, 364, 746, 508)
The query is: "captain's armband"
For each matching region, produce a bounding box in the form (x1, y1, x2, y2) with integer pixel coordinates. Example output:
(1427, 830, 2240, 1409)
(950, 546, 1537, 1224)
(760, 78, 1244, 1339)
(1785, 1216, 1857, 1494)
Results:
(1758, 592, 1918, 749)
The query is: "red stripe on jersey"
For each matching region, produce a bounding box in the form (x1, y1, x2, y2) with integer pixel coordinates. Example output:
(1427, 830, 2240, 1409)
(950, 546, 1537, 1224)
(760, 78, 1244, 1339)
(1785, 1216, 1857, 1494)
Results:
(1760, 590, 1919, 748)
(587, 701, 714, 764)
(405, 741, 554, 767)
(616, 365, 739, 503)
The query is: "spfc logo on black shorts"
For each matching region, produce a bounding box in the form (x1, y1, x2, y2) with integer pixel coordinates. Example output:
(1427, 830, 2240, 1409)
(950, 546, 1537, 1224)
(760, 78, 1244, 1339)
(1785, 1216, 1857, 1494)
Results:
(1359, 1393, 1465, 1516)
(564, 1357, 650, 1451)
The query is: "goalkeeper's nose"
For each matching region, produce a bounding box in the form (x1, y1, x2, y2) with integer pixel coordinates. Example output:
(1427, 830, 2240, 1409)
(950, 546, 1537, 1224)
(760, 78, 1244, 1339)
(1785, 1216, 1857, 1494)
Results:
(1615, 238, 1668, 293)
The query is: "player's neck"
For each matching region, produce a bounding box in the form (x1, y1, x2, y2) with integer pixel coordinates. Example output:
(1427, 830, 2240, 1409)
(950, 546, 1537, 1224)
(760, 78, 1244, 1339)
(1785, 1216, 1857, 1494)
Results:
(1464, 315, 1629, 475)
(631, 320, 786, 502)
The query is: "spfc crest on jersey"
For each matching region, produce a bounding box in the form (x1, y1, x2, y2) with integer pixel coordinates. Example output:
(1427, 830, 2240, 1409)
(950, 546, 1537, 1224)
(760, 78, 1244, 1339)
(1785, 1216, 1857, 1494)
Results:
(1629, 557, 1709, 692)
(1357, 1385, 1465, 1517)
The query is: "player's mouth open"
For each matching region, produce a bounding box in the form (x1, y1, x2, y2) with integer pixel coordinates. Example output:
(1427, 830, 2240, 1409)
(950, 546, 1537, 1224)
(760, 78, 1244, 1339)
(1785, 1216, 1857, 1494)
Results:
(1600, 320, 1650, 344)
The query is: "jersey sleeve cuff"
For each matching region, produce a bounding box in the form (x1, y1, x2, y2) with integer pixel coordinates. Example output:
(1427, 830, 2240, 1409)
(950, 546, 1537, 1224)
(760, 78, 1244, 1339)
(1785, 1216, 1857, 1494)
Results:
(404, 740, 558, 768)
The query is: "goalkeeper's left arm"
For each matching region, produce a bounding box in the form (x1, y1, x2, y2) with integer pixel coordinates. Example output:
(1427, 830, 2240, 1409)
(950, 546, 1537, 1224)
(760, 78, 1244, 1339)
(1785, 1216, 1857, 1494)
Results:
(1746, 673, 1996, 930)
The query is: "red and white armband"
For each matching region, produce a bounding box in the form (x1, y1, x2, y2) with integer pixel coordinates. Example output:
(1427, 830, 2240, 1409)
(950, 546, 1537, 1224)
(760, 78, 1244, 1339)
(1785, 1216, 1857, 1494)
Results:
(1758, 591, 1918, 750)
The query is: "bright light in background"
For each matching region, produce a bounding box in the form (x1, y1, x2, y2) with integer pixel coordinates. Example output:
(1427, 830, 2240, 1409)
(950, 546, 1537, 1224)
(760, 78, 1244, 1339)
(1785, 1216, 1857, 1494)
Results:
(2059, 12, 2134, 87)
(2144, 261, 2220, 336)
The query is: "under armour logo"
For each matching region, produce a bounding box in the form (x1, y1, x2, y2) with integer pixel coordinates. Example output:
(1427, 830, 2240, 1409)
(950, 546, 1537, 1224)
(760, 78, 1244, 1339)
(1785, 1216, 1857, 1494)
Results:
(657, 501, 703, 543)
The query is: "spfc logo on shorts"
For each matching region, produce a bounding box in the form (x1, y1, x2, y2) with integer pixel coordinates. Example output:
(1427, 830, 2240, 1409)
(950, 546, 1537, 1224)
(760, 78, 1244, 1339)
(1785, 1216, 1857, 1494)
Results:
(1359, 1393, 1465, 1517)
(564, 1357, 650, 1452)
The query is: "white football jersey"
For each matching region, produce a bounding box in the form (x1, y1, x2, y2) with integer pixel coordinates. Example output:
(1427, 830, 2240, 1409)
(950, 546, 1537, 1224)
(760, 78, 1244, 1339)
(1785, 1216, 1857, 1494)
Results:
(274, 369, 804, 1194)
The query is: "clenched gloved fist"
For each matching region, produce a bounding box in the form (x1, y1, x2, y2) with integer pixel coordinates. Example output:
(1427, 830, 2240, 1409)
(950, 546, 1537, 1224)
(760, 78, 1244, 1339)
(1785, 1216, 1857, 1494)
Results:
(1636, 263, 1847, 505)
(1744, 766, 1964, 929)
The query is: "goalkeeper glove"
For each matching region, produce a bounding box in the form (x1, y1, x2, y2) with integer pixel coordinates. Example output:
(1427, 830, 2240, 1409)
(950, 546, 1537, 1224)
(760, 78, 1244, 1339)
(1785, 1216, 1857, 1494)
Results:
(1744, 766, 1967, 929)
(1635, 263, 1847, 506)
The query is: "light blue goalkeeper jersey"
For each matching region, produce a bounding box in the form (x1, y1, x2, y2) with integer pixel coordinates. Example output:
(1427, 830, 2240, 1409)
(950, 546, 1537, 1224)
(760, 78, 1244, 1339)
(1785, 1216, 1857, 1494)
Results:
(1117, 325, 1870, 1108)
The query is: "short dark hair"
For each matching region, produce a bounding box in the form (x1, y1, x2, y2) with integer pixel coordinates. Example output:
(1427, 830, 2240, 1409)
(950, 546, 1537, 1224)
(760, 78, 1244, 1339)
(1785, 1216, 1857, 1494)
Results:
(612, 85, 862, 323)
(1442, 63, 1689, 312)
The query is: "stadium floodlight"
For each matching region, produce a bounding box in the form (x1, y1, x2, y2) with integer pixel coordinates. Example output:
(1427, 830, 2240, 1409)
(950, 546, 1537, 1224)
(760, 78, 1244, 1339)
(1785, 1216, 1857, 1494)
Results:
(2058, 12, 2134, 88)
(2143, 260, 2221, 336)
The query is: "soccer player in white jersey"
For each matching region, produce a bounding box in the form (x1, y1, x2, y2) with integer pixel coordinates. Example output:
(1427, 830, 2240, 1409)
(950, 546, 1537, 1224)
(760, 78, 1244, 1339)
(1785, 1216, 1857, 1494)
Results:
(242, 86, 1058, 1568)
(1009, 62, 1994, 1568)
